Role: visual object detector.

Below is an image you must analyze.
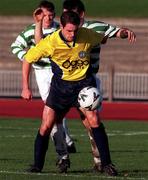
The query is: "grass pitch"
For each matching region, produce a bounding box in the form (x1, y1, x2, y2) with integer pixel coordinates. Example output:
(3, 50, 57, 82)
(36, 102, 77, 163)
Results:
(0, 118, 148, 180)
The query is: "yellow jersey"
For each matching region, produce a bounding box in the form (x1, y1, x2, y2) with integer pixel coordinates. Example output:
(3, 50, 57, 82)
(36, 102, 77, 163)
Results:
(25, 28, 104, 81)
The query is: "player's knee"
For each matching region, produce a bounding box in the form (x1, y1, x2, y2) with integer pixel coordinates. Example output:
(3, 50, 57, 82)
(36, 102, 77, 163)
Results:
(40, 124, 51, 136)
(89, 120, 99, 128)
(82, 118, 91, 130)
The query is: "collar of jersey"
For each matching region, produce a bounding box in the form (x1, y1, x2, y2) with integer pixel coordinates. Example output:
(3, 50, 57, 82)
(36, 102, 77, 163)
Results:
(59, 30, 76, 48)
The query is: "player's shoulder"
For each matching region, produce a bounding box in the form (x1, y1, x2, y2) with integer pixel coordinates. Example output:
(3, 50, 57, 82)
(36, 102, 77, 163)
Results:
(83, 20, 108, 27)
(78, 27, 101, 41)
(79, 27, 97, 34)
(46, 29, 61, 49)
(83, 20, 113, 33)
(25, 23, 35, 31)
(43, 21, 59, 37)
(21, 23, 35, 34)
(44, 29, 60, 44)
(50, 29, 60, 37)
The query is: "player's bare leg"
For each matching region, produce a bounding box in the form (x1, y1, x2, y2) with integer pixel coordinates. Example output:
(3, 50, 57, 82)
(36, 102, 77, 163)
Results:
(87, 130, 102, 172)
(80, 108, 118, 176)
(79, 110, 102, 172)
(27, 106, 55, 172)
(28, 106, 70, 173)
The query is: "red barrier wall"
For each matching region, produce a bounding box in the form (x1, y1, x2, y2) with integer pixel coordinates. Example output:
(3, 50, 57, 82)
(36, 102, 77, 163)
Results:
(0, 99, 148, 121)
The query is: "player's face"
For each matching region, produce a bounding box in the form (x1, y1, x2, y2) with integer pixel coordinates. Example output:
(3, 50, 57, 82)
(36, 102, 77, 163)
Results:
(61, 23, 78, 42)
(41, 8, 55, 28)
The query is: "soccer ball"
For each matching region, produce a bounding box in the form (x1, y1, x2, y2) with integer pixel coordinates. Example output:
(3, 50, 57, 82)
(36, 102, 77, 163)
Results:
(78, 86, 103, 111)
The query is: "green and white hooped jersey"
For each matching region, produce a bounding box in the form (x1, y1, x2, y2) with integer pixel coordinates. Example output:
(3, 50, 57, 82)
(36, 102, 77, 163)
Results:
(11, 21, 59, 69)
(82, 20, 120, 74)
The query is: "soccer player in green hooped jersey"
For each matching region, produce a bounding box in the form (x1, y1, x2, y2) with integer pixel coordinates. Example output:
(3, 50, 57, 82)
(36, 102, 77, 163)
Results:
(62, 0, 136, 173)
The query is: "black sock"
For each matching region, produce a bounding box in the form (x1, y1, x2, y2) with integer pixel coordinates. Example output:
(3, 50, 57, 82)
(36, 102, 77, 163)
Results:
(34, 131, 49, 170)
(91, 123, 111, 167)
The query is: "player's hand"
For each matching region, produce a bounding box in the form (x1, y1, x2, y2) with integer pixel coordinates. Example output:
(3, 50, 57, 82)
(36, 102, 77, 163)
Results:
(119, 28, 136, 43)
(33, 8, 44, 23)
(21, 88, 32, 100)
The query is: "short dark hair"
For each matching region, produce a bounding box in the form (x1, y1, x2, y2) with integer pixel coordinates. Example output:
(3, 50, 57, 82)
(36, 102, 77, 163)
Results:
(38, 0, 55, 12)
(63, 0, 85, 14)
(60, 11, 80, 27)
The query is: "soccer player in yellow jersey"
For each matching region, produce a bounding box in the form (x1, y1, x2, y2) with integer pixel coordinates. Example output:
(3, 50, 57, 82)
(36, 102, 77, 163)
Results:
(23, 11, 117, 176)
(28, 0, 135, 174)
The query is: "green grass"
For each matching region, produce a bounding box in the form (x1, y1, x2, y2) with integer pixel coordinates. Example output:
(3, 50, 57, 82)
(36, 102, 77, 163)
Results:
(0, 118, 148, 179)
(0, 0, 148, 17)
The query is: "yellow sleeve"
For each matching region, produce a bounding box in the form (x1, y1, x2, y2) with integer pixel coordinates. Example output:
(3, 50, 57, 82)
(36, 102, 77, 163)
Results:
(24, 36, 52, 63)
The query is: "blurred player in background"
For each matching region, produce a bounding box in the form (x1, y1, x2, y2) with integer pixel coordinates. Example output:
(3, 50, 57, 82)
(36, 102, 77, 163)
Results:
(11, 0, 76, 173)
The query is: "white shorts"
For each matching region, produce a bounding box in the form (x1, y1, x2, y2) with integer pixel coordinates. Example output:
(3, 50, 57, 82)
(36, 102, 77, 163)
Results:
(34, 68, 53, 102)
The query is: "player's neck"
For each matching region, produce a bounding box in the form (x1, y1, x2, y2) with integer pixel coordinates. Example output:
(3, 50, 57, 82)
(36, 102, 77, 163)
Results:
(59, 30, 76, 48)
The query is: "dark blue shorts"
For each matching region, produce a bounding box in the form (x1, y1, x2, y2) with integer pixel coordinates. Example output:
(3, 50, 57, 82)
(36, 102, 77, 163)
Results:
(46, 75, 96, 113)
